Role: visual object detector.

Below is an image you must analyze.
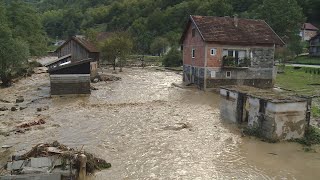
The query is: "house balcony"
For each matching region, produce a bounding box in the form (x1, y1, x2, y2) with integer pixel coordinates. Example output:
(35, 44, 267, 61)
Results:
(222, 56, 250, 69)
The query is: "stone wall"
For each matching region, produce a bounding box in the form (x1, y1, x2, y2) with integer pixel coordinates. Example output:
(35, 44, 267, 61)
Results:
(183, 65, 205, 89)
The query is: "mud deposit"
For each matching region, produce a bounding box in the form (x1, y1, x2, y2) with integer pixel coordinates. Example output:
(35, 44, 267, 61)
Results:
(0, 68, 319, 179)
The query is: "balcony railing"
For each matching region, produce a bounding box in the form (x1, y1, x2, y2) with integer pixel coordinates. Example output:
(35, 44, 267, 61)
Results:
(222, 56, 251, 68)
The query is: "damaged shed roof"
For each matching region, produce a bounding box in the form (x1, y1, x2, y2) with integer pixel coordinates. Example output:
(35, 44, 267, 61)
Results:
(181, 15, 285, 45)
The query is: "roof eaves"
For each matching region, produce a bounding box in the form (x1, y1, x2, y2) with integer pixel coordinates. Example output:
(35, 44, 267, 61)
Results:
(190, 15, 206, 42)
(45, 54, 72, 67)
(262, 20, 285, 45)
(55, 38, 72, 52)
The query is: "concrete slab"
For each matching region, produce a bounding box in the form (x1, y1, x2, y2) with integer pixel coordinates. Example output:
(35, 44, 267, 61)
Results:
(30, 157, 52, 168)
(7, 160, 26, 171)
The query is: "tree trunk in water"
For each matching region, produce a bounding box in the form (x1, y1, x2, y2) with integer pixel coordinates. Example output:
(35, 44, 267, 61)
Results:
(119, 60, 123, 72)
(113, 59, 116, 71)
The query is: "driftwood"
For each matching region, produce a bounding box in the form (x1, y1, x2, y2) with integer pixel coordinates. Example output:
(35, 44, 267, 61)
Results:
(13, 141, 111, 174)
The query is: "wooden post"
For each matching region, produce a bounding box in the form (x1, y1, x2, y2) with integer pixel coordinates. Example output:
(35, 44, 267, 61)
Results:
(78, 153, 87, 180)
(306, 97, 312, 128)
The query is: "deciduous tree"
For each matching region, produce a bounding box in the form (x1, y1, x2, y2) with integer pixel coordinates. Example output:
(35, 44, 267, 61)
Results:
(100, 32, 133, 72)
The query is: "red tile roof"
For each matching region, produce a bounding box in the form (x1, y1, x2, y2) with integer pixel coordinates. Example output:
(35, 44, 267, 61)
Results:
(181, 15, 284, 45)
(302, 23, 319, 31)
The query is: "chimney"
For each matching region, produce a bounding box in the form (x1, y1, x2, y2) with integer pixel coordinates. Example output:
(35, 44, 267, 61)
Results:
(234, 14, 238, 27)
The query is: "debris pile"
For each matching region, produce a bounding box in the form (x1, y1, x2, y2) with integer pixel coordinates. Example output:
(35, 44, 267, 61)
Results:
(16, 96, 24, 103)
(92, 74, 121, 83)
(0, 107, 8, 111)
(162, 123, 192, 131)
(36, 106, 49, 112)
(1, 141, 111, 179)
(17, 119, 46, 129)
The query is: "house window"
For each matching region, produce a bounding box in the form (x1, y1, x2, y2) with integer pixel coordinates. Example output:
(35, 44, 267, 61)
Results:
(226, 71, 231, 78)
(192, 48, 195, 58)
(192, 28, 196, 37)
(210, 71, 216, 78)
(223, 50, 246, 60)
(210, 48, 217, 56)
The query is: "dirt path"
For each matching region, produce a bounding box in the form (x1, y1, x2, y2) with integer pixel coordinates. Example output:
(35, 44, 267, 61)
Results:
(0, 67, 319, 179)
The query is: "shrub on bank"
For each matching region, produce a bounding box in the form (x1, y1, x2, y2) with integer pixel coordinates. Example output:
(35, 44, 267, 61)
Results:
(0, 61, 42, 87)
(294, 126, 320, 146)
(162, 49, 182, 67)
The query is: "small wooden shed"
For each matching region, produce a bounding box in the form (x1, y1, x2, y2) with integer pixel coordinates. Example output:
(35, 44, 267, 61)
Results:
(55, 36, 100, 78)
(48, 59, 92, 95)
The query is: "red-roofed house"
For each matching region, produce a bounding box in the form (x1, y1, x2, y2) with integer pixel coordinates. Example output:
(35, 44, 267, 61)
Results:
(300, 23, 319, 41)
(180, 15, 285, 90)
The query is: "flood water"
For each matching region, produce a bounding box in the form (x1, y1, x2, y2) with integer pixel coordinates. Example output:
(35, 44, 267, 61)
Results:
(0, 68, 319, 179)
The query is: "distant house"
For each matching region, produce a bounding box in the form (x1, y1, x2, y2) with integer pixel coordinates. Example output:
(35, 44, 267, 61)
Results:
(300, 23, 319, 41)
(309, 33, 320, 56)
(180, 15, 285, 90)
(54, 36, 100, 78)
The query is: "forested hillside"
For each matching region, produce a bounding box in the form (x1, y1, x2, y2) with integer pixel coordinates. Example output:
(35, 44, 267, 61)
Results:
(32, 0, 319, 53)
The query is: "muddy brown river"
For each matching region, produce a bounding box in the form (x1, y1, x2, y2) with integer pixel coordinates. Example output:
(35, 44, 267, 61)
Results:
(0, 68, 319, 179)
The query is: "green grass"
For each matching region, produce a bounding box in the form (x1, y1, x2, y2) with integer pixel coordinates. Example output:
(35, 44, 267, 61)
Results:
(312, 105, 320, 118)
(129, 55, 163, 62)
(276, 66, 320, 95)
(288, 55, 320, 65)
(276, 66, 320, 119)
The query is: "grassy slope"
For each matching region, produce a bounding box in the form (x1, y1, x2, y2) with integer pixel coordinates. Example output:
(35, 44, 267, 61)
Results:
(276, 66, 320, 95)
(276, 66, 320, 117)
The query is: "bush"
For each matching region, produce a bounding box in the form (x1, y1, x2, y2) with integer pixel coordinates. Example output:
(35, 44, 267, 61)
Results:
(222, 56, 236, 67)
(294, 126, 320, 146)
(162, 48, 182, 67)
